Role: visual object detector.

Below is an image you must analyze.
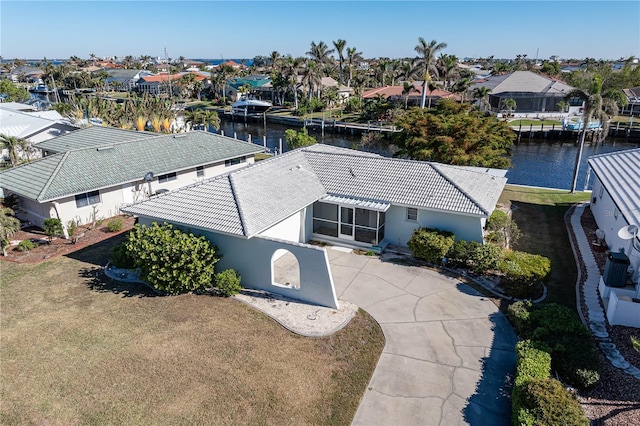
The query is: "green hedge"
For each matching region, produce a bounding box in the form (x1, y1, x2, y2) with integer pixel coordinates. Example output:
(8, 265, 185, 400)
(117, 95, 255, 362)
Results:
(408, 228, 455, 264)
(501, 250, 551, 285)
(468, 243, 503, 273)
(519, 378, 589, 426)
(512, 340, 552, 426)
(215, 269, 242, 297)
(507, 300, 533, 336)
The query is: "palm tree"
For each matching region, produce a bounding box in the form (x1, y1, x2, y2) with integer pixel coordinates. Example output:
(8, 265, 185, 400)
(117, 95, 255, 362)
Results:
(269, 51, 280, 73)
(301, 60, 322, 99)
(282, 56, 303, 110)
(398, 58, 420, 82)
(402, 82, 419, 109)
(472, 86, 492, 111)
(375, 59, 389, 87)
(500, 98, 517, 116)
(566, 74, 627, 193)
(426, 81, 439, 109)
(0, 207, 20, 256)
(333, 39, 347, 85)
(0, 134, 30, 166)
(414, 38, 448, 109)
(436, 54, 458, 91)
(307, 41, 335, 67)
(451, 77, 472, 102)
(346, 47, 363, 88)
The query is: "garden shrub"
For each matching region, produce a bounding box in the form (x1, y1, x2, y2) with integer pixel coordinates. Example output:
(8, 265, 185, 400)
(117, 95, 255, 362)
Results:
(124, 222, 220, 295)
(110, 242, 136, 269)
(501, 250, 551, 285)
(512, 340, 552, 426)
(43, 218, 63, 242)
(215, 269, 242, 297)
(408, 228, 455, 264)
(446, 240, 481, 268)
(17, 239, 37, 252)
(507, 300, 534, 337)
(106, 217, 124, 233)
(486, 209, 521, 247)
(468, 243, 503, 273)
(520, 378, 589, 426)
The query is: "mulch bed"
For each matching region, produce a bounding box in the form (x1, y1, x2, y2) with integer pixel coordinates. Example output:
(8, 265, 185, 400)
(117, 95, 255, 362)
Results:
(570, 205, 640, 425)
(3, 215, 136, 264)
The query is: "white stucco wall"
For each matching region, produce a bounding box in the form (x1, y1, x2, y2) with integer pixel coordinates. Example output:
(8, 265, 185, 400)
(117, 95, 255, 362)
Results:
(384, 205, 484, 246)
(259, 210, 303, 243)
(137, 216, 339, 308)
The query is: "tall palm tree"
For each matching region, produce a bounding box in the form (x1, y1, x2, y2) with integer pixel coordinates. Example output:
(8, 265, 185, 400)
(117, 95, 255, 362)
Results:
(269, 51, 280, 73)
(398, 58, 420, 82)
(301, 60, 322, 99)
(472, 86, 492, 111)
(0, 134, 30, 166)
(414, 38, 448, 109)
(451, 77, 472, 102)
(436, 54, 458, 91)
(566, 74, 627, 193)
(402, 82, 419, 109)
(332, 39, 347, 85)
(307, 41, 335, 67)
(346, 47, 363, 88)
(376, 60, 389, 87)
(283, 56, 304, 110)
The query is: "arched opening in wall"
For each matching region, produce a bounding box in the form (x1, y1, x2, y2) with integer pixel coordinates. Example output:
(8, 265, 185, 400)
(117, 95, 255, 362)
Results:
(271, 249, 300, 289)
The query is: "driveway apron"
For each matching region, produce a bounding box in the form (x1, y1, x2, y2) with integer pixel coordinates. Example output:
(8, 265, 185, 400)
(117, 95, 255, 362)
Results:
(328, 249, 517, 426)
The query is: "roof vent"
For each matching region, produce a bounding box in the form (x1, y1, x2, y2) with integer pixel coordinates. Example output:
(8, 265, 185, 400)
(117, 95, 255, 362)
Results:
(349, 168, 356, 177)
(96, 146, 113, 151)
(173, 134, 187, 139)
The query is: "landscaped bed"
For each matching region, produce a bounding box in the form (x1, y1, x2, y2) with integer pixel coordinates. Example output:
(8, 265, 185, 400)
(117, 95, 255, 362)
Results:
(0, 232, 384, 424)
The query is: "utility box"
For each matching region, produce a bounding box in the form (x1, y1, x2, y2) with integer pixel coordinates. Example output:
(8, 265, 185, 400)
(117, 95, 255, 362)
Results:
(603, 252, 630, 288)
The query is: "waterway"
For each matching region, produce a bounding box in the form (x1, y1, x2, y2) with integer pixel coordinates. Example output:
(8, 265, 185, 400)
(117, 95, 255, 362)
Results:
(216, 117, 639, 191)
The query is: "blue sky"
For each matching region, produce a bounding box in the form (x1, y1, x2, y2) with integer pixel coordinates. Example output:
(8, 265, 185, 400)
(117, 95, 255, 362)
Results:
(1, 1, 638, 61)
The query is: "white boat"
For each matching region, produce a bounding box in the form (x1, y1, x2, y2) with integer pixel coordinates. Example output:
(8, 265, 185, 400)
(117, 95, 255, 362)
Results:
(231, 96, 272, 115)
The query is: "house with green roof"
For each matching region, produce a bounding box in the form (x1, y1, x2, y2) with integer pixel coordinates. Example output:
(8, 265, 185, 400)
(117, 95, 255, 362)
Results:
(0, 126, 264, 234)
(122, 144, 507, 308)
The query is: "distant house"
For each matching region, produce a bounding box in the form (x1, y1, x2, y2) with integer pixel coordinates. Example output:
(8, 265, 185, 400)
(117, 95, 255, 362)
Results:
(122, 144, 507, 308)
(620, 87, 640, 116)
(362, 83, 462, 107)
(104, 69, 154, 91)
(469, 71, 577, 115)
(226, 75, 272, 101)
(588, 148, 640, 327)
(0, 126, 264, 233)
(8, 66, 44, 83)
(136, 72, 207, 95)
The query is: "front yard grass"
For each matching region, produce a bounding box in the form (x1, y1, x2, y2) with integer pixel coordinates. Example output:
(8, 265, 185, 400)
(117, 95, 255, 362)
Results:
(0, 236, 384, 425)
(498, 185, 591, 308)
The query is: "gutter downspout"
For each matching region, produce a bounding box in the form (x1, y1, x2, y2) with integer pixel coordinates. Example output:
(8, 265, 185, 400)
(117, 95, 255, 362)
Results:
(52, 201, 69, 239)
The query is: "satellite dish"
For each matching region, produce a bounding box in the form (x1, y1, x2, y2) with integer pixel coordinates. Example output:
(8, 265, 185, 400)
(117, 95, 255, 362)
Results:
(144, 171, 154, 182)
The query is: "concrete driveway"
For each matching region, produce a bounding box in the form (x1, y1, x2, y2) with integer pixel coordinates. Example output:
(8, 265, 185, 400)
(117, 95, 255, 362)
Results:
(327, 248, 517, 426)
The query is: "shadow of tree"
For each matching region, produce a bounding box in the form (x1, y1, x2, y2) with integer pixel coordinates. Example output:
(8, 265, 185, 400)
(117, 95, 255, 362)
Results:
(80, 266, 158, 298)
(65, 233, 127, 267)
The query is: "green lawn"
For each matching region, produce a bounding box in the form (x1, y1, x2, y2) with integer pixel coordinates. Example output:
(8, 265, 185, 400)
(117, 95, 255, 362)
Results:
(498, 185, 591, 308)
(509, 119, 562, 126)
(0, 236, 384, 425)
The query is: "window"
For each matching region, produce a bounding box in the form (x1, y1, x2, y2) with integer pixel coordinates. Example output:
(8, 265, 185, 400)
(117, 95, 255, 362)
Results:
(406, 207, 418, 221)
(225, 156, 246, 167)
(196, 166, 204, 178)
(158, 172, 177, 183)
(75, 190, 100, 208)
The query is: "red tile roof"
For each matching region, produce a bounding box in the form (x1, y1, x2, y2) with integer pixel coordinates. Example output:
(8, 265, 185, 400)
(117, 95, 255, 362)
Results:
(140, 72, 207, 83)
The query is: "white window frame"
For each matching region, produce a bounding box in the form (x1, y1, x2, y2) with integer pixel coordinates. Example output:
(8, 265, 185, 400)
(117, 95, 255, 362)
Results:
(75, 190, 100, 208)
(158, 172, 177, 184)
(196, 166, 204, 178)
(406, 207, 418, 221)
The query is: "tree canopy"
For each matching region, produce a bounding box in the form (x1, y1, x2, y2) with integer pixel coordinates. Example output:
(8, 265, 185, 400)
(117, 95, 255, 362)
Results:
(393, 99, 514, 168)
(0, 80, 29, 102)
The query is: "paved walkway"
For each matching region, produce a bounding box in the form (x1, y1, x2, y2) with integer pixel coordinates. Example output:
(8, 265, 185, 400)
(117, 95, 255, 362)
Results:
(327, 248, 517, 426)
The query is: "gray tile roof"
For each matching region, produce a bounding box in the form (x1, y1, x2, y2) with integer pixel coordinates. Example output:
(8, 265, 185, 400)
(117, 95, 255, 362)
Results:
(470, 71, 574, 95)
(123, 144, 507, 238)
(588, 148, 640, 232)
(35, 126, 155, 153)
(1, 128, 264, 202)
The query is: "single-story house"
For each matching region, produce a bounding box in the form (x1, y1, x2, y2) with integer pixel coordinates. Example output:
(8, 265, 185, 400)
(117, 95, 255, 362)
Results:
(469, 71, 578, 115)
(588, 148, 640, 327)
(122, 144, 507, 308)
(104, 69, 154, 91)
(136, 72, 207, 96)
(0, 126, 264, 234)
(620, 87, 640, 116)
(362, 83, 462, 107)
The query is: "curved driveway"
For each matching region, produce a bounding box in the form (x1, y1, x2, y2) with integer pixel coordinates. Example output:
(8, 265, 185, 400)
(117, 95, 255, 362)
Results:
(327, 248, 517, 426)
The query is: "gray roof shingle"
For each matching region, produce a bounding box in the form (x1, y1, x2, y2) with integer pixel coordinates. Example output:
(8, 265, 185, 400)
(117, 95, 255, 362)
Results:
(123, 144, 507, 238)
(1, 128, 264, 201)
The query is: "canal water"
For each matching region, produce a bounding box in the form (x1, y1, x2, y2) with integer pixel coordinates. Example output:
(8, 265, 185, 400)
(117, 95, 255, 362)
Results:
(216, 117, 639, 191)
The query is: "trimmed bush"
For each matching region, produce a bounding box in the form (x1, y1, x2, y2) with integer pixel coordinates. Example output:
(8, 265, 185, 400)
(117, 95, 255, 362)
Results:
(468, 243, 503, 273)
(512, 340, 552, 426)
(507, 300, 533, 337)
(106, 217, 124, 233)
(110, 242, 136, 269)
(215, 269, 242, 297)
(501, 250, 551, 285)
(408, 228, 455, 264)
(520, 378, 589, 426)
(17, 239, 37, 252)
(43, 218, 63, 242)
(124, 222, 220, 295)
(446, 240, 481, 268)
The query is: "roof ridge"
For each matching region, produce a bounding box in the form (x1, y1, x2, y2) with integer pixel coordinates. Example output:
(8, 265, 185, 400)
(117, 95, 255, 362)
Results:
(589, 147, 640, 160)
(38, 152, 69, 202)
(228, 174, 248, 236)
(431, 163, 489, 216)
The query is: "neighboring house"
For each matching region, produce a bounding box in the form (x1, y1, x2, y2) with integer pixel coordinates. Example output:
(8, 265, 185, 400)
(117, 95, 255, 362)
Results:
(122, 144, 507, 308)
(588, 148, 640, 327)
(9, 66, 44, 83)
(620, 87, 640, 116)
(226, 75, 272, 101)
(136, 72, 207, 95)
(362, 84, 462, 106)
(104, 69, 154, 91)
(0, 126, 264, 233)
(0, 103, 78, 161)
(469, 71, 578, 115)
